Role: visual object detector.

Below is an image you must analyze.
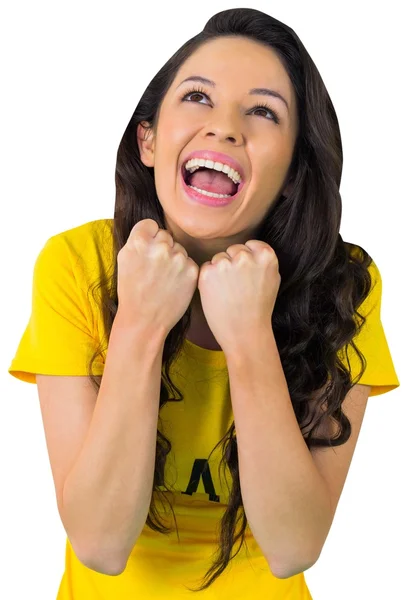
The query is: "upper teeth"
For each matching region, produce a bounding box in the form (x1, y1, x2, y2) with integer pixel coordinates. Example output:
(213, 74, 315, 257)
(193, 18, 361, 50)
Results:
(184, 158, 242, 185)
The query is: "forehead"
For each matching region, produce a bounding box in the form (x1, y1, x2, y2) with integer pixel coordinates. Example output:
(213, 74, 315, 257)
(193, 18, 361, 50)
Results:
(174, 36, 293, 103)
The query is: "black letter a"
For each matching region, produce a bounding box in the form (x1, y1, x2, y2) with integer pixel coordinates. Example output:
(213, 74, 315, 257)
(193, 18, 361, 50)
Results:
(182, 458, 220, 502)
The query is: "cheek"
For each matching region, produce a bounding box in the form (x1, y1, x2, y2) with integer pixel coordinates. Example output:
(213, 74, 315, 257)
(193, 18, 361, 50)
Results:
(158, 120, 193, 169)
(259, 156, 290, 186)
(162, 111, 194, 142)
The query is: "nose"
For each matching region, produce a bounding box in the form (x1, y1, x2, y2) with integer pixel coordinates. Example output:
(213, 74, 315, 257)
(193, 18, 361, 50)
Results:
(201, 110, 244, 145)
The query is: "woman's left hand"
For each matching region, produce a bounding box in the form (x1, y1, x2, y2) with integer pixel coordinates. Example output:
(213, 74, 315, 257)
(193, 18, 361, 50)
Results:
(197, 240, 281, 354)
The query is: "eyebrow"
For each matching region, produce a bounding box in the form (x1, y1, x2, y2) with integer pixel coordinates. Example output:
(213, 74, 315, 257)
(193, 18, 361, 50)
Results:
(176, 75, 289, 112)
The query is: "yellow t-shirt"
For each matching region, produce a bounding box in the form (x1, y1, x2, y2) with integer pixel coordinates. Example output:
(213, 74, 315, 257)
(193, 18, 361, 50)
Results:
(8, 219, 400, 600)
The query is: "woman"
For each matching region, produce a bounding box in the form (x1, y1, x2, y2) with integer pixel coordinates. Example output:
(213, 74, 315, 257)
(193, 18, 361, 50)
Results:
(8, 7, 400, 599)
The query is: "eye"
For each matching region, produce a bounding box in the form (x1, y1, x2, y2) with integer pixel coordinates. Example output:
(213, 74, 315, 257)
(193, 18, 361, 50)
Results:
(251, 103, 281, 124)
(181, 86, 211, 106)
(181, 86, 280, 124)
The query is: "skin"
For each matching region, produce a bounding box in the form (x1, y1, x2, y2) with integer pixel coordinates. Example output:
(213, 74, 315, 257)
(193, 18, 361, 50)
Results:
(137, 35, 299, 333)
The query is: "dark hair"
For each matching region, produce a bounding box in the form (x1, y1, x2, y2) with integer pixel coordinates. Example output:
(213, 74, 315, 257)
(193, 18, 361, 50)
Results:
(87, 7, 373, 592)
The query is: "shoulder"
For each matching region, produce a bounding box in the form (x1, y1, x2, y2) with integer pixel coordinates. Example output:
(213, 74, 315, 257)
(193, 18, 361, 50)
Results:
(43, 218, 114, 281)
(344, 241, 381, 310)
(48, 218, 113, 253)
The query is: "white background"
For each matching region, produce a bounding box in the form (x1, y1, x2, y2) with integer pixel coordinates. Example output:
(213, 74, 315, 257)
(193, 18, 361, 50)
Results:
(1, 1, 406, 598)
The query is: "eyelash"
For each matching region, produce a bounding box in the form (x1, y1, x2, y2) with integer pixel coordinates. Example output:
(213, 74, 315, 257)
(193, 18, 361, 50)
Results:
(181, 85, 281, 124)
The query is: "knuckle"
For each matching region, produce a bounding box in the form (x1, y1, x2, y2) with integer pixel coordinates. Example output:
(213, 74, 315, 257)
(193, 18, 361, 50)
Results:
(153, 240, 171, 256)
(173, 242, 187, 256)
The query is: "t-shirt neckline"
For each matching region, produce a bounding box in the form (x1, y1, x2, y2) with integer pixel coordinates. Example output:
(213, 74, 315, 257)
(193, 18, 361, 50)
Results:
(182, 338, 227, 368)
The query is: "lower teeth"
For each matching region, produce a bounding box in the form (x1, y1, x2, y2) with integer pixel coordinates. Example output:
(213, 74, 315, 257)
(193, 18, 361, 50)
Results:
(188, 185, 233, 199)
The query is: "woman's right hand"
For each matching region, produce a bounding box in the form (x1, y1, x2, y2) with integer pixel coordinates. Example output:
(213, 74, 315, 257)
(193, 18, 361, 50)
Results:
(116, 218, 199, 335)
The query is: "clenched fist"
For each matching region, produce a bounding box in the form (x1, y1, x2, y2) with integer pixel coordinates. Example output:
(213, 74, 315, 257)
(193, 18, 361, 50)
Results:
(116, 219, 199, 336)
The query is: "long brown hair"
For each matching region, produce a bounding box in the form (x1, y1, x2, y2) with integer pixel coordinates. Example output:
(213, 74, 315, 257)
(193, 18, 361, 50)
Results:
(86, 7, 373, 591)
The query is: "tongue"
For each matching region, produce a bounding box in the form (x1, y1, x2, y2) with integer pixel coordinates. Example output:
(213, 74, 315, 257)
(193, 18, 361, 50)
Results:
(188, 168, 237, 195)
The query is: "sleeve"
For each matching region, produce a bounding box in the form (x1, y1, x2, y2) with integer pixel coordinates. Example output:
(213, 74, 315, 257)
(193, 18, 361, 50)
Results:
(8, 235, 105, 384)
(337, 258, 400, 397)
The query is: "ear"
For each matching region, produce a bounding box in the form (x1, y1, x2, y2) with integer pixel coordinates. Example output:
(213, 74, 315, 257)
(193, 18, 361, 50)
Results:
(282, 179, 294, 198)
(137, 120, 155, 168)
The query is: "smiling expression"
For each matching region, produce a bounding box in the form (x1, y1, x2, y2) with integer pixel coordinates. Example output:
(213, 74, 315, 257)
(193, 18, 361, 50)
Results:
(137, 35, 298, 258)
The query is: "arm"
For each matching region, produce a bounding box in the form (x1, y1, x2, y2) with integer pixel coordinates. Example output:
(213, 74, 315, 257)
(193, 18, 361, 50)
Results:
(225, 327, 333, 579)
(62, 313, 167, 575)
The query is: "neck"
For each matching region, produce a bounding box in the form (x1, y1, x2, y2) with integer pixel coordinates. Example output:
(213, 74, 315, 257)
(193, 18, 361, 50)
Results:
(191, 288, 204, 320)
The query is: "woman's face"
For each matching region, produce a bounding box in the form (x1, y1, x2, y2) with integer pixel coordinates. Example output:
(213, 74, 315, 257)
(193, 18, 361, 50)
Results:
(138, 35, 298, 265)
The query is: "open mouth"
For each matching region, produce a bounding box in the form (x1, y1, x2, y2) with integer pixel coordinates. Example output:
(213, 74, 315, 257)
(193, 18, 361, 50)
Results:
(180, 164, 242, 197)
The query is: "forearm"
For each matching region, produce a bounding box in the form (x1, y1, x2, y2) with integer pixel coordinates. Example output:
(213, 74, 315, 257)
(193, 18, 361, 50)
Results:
(225, 328, 332, 577)
(62, 313, 166, 574)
